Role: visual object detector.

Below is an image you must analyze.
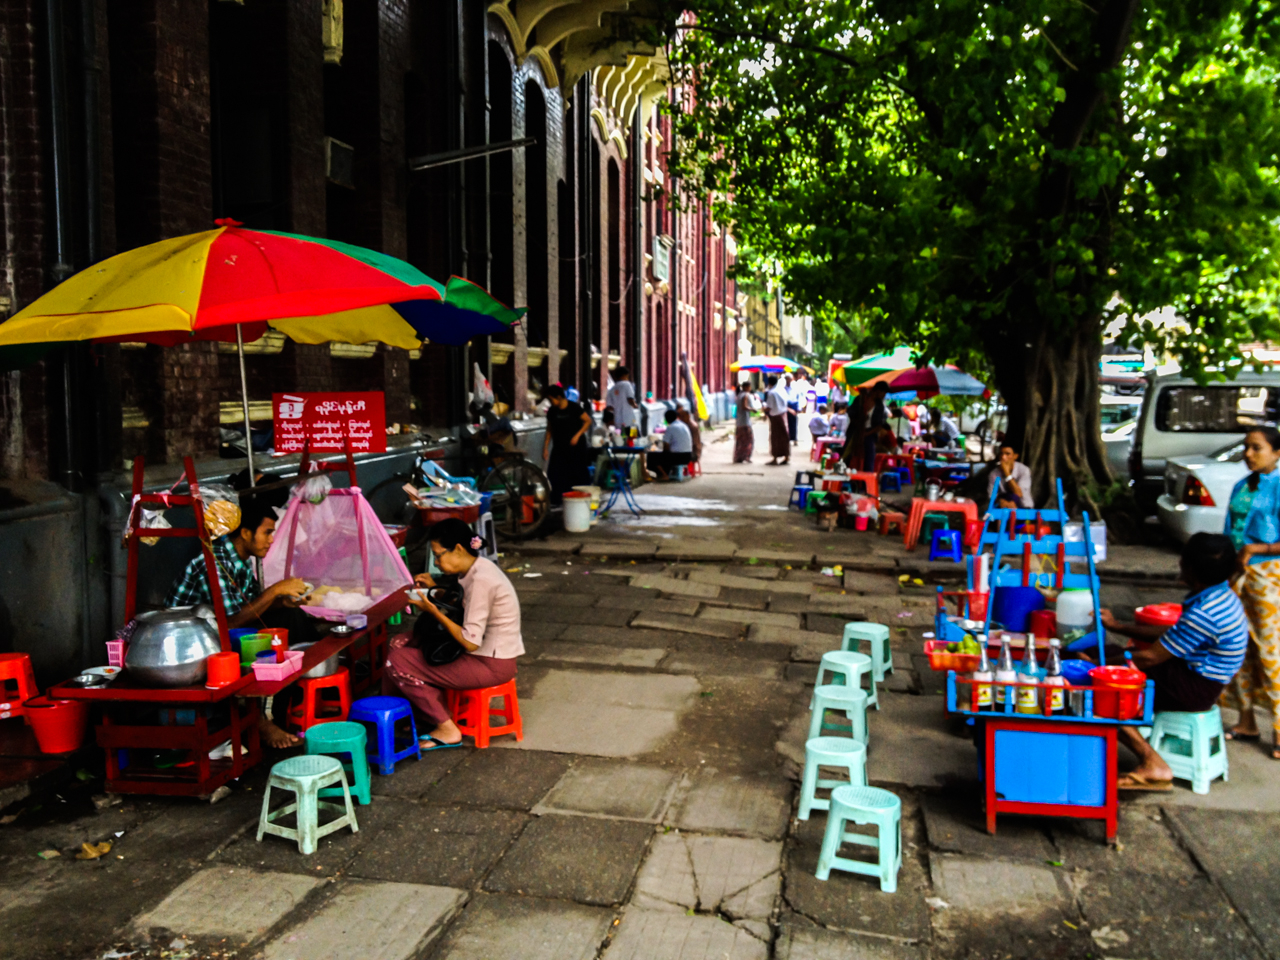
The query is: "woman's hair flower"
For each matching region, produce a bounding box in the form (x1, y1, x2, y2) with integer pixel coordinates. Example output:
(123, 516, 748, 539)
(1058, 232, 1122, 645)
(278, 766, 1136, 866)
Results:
(470, 536, 484, 550)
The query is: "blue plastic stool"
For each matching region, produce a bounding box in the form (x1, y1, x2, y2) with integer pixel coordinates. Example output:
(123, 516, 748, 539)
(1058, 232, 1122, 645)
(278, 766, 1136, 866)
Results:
(794, 470, 818, 487)
(843, 622, 893, 684)
(878, 472, 901, 493)
(305, 720, 372, 805)
(816, 785, 901, 892)
(1147, 707, 1228, 795)
(897, 466, 912, 483)
(798, 736, 867, 820)
(348, 696, 420, 775)
(789, 485, 813, 510)
(929, 529, 963, 562)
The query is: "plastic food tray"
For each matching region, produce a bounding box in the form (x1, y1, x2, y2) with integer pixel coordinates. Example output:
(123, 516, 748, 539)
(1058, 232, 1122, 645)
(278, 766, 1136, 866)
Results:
(251, 650, 303, 681)
(924, 639, 980, 672)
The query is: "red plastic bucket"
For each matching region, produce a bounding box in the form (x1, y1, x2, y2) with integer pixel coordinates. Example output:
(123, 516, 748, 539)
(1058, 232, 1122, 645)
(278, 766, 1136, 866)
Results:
(1089, 666, 1147, 720)
(24, 696, 89, 754)
(1028, 609, 1058, 639)
(967, 592, 989, 621)
(1135, 603, 1182, 628)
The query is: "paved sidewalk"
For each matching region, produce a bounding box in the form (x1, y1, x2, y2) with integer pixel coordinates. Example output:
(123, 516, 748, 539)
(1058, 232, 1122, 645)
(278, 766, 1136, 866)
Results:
(1, 421, 1275, 960)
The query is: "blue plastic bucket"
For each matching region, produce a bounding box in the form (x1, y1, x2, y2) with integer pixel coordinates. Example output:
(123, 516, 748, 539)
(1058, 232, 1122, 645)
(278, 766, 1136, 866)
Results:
(1060, 659, 1094, 686)
(991, 586, 1044, 633)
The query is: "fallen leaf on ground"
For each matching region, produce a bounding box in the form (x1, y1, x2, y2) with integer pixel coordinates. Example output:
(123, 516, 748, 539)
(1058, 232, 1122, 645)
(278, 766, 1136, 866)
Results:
(76, 841, 112, 860)
(36, 849, 61, 859)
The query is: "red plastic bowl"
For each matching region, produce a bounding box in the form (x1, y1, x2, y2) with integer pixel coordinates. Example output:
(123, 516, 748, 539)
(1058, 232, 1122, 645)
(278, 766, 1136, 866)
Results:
(1135, 603, 1182, 628)
(1088, 665, 1147, 720)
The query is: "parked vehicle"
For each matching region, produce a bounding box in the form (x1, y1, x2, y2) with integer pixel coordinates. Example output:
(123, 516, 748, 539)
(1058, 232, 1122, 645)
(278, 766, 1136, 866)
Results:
(1128, 370, 1280, 508)
(1156, 440, 1246, 542)
(1100, 393, 1142, 428)
(1103, 418, 1136, 480)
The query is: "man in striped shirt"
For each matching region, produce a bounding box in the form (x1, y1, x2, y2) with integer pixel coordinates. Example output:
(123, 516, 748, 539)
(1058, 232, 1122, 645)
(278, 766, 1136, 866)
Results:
(1099, 532, 1247, 790)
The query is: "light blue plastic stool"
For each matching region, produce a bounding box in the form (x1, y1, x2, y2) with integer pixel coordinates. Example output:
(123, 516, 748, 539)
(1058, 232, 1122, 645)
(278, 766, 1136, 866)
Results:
(809, 684, 868, 744)
(798, 736, 868, 820)
(305, 720, 373, 805)
(789, 485, 813, 510)
(929, 529, 963, 562)
(256, 755, 359, 855)
(812, 650, 877, 711)
(878, 472, 901, 493)
(1147, 706, 1228, 795)
(843, 622, 893, 684)
(816, 784, 901, 892)
(348, 696, 420, 775)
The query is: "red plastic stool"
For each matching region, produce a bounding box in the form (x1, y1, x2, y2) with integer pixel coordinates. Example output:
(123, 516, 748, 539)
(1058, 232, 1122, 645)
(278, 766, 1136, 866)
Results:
(0, 653, 38, 723)
(447, 679, 523, 749)
(288, 667, 352, 734)
(687, 459, 702, 478)
(878, 512, 906, 537)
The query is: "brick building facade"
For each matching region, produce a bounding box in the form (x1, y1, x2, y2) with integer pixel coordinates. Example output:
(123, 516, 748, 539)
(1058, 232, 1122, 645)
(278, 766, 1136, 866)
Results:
(0, 0, 739, 484)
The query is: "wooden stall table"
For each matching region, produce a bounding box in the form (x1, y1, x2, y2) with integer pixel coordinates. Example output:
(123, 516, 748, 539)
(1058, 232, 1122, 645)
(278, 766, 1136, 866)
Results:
(903, 496, 979, 550)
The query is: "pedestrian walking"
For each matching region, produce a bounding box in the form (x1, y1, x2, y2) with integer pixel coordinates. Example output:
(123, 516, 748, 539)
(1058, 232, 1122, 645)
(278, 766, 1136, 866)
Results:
(541, 385, 593, 503)
(734, 381, 756, 463)
(765, 375, 791, 465)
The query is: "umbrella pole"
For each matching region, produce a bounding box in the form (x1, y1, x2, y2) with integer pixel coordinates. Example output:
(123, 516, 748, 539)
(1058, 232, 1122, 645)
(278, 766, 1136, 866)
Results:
(235, 325, 256, 487)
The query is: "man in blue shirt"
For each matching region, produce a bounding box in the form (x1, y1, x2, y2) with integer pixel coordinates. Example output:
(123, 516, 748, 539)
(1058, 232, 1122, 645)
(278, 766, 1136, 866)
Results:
(1100, 532, 1248, 790)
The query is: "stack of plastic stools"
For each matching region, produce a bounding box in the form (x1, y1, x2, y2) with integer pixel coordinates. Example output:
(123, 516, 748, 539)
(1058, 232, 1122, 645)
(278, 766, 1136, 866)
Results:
(448, 679, 523, 748)
(816, 785, 902, 892)
(256, 755, 359, 855)
(348, 696, 420, 774)
(879, 472, 901, 493)
(878, 512, 906, 537)
(798, 737, 868, 819)
(813, 650, 877, 710)
(288, 667, 352, 735)
(843, 622, 893, 685)
(0, 653, 38, 722)
(304, 720, 372, 805)
(929, 529, 963, 562)
(809, 685, 868, 743)
(789, 485, 813, 510)
(1147, 706, 1228, 795)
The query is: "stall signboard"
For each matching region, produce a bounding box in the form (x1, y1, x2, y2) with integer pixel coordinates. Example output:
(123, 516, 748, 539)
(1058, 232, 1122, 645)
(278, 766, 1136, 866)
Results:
(273, 392, 387, 454)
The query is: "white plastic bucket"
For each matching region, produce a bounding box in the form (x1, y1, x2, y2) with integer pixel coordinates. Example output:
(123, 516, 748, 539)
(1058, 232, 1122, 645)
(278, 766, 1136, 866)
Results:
(563, 491, 592, 532)
(572, 485, 602, 523)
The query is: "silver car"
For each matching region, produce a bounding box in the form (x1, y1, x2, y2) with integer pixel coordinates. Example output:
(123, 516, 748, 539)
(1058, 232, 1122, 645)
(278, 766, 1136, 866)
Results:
(1156, 441, 1247, 543)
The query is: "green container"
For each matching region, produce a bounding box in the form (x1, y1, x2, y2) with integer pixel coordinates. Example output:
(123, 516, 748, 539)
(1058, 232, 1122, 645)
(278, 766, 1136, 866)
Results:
(238, 634, 273, 666)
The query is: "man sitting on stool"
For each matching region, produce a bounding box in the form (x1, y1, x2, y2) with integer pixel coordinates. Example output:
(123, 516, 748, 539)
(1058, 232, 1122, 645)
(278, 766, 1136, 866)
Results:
(987, 441, 1034, 509)
(648, 409, 694, 480)
(1097, 533, 1248, 791)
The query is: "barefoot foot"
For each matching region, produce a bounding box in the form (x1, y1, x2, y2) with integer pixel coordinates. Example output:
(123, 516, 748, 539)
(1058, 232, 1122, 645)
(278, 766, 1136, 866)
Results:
(259, 716, 300, 750)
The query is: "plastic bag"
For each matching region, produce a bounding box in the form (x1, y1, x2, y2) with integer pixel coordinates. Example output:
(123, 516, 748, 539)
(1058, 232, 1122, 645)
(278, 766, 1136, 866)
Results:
(294, 472, 333, 504)
(472, 363, 495, 406)
(138, 508, 171, 547)
(195, 484, 240, 539)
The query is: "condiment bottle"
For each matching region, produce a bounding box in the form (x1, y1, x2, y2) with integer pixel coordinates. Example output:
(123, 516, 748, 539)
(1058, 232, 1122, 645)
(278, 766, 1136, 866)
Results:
(970, 642, 993, 711)
(994, 637, 1017, 708)
(1043, 638, 1066, 714)
(1015, 635, 1041, 714)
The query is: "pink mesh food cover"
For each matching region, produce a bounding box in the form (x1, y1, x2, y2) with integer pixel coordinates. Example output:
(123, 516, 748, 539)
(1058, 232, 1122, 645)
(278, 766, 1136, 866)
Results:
(263, 487, 412, 614)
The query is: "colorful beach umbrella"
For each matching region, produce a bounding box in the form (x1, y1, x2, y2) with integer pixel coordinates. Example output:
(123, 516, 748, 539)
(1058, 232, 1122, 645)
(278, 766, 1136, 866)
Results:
(884, 366, 989, 398)
(833, 347, 916, 384)
(730, 354, 804, 374)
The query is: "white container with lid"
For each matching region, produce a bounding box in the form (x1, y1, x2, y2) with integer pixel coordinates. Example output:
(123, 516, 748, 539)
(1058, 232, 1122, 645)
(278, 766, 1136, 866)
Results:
(1056, 589, 1095, 643)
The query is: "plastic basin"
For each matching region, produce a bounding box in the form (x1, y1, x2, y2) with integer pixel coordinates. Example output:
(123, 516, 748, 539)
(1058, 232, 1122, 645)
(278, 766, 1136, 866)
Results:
(1089, 665, 1147, 720)
(24, 696, 89, 754)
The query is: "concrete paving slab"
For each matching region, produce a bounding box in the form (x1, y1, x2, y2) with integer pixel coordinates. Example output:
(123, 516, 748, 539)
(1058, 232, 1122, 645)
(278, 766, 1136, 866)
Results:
(534, 759, 680, 822)
(700, 588, 770, 610)
(631, 833, 698, 911)
(632, 833, 782, 919)
(558, 624, 679, 647)
(216, 792, 376, 876)
(770, 594, 869, 617)
(431, 893, 614, 960)
(631, 573, 722, 598)
(699, 606, 802, 629)
(370, 745, 473, 799)
(921, 793, 1056, 863)
(748, 624, 843, 662)
(736, 564, 784, 579)
(605, 907, 768, 959)
(524, 620, 569, 642)
(632, 612, 743, 638)
(261, 880, 465, 960)
(929, 854, 1067, 912)
(513, 539, 583, 555)
(843, 572, 904, 594)
(775, 923, 926, 960)
(521, 591, 606, 608)
(614, 596, 700, 616)
(865, 692, 976, 788)
(808, 612, 856, 636)
(127, 866, 319, 943)
(656, 540, 741, 561)
(663, 652, 784, 680)
(1076, 873, 1264, 960)
(735, 548, 815, 565)
(1050, 807, 1197, 876)
(111, 789, 262, 861)
(688, 568, 813, 594)
(483, 814, 653, 904)
(346, 804, 528, 887)
(498, 668, 700, 757)
(425, 748, 572, 810)
(526, 604, 638, 627)
(582, 540, 659, 559)
(535, 642, 667, 668)
(671, 772, 792, 840)
(1165, 807, 1280, 956)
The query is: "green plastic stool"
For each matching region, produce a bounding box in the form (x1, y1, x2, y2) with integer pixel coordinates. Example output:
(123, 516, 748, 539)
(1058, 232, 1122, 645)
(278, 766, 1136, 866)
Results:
(808, 684, 868, 744)
(812, 650, 877, 711)
(817, 784, 902, 892)
(799, 736, 868, 820)
(1147, 706, 1228, 795)
(919, 513, 950, 541)
(256, 755, 359, 855)
(844, 622, 893, 684)
(806, 492, 829, 516)
(305, 720, 372, 805)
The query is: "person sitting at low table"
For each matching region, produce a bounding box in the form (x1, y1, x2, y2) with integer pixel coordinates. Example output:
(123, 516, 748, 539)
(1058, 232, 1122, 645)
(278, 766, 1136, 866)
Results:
(1097, 533, 1248, 791)
(987, 441, 1034, 510)
(647, 409, 694, 480)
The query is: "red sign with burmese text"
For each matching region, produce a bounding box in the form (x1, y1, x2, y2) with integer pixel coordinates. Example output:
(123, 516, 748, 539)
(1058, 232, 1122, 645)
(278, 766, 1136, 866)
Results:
(272, 392, 387, 454)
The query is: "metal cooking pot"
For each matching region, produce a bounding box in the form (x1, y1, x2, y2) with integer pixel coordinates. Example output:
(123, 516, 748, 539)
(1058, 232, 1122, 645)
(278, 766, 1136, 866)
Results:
(924, 479, 943, 502)
(125, 605, 222, 687)
(293, 641, 339, 678)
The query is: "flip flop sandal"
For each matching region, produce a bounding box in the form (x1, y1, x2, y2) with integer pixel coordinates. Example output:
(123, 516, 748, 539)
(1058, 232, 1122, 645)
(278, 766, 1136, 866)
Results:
(1224, 730, 1260, 742)
(419, 735, 463, 752)
(1117, 773, 1173, 792)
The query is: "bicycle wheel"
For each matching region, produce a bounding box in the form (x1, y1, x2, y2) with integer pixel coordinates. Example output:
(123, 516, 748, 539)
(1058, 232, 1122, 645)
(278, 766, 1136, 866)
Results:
(480, 458, 552, 540)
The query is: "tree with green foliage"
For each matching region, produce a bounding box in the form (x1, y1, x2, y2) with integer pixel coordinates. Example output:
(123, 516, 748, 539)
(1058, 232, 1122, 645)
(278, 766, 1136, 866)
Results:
(664, 0, 1280, 505)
